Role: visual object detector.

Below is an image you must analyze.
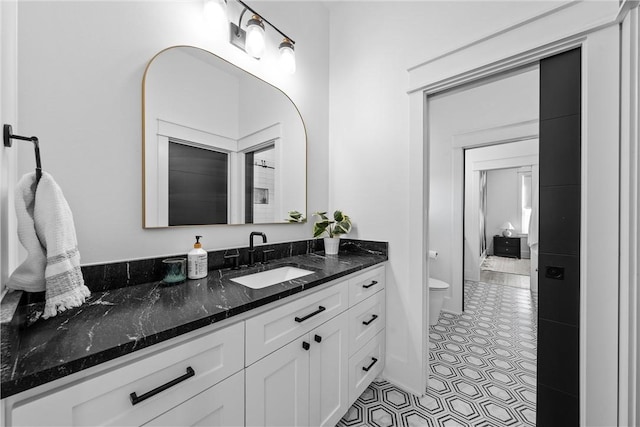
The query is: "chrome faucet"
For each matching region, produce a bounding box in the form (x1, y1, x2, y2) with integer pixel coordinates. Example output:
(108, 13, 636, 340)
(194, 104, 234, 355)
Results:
(249, 231, 267, 266)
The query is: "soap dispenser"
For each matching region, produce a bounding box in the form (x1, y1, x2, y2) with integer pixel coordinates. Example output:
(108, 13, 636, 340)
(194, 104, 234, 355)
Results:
(188, 236, 208, 279)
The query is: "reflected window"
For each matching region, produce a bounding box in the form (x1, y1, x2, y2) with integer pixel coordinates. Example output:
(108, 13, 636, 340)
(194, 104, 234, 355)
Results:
(168, 141, 228, 225)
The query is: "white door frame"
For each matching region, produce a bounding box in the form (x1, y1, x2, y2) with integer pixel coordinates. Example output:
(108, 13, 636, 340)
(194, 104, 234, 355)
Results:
(619, 4, 639, 426)
(408, 2, 631, 425)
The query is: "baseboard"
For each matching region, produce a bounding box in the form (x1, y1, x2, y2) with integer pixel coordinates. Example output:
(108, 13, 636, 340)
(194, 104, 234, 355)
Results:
(377, 373, 425, 397)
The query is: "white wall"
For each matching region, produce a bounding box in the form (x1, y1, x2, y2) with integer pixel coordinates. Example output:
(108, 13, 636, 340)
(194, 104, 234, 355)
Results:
(1, 1, 18, 294)
(486, 168, 520, 244)
(146, 48, 241, 141)
(328, 0, 555, 396)
(13, 0, 329, 263)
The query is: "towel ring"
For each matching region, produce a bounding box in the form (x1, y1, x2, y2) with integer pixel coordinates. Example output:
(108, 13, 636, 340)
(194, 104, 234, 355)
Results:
(3, 124, 43, 183)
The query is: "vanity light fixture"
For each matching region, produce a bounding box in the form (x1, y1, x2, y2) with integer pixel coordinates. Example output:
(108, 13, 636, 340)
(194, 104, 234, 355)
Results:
(225, 0, 296, 72)
(245, 15, 266, 58)
(279, 38, 296, 74)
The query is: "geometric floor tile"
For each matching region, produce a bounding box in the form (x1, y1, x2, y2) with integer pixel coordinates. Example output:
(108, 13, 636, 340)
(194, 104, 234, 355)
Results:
(337, 280, 537, 426)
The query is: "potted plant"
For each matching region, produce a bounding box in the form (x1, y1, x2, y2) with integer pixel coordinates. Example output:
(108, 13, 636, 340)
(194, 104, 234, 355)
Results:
(313, 210, 352, 255)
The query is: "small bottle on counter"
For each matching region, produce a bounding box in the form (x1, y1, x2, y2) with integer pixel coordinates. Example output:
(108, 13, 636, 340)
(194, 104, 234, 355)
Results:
(187, 235, 208, 279)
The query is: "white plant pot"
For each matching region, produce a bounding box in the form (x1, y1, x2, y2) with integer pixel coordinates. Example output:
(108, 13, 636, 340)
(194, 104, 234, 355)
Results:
(323, 237, 340, 255)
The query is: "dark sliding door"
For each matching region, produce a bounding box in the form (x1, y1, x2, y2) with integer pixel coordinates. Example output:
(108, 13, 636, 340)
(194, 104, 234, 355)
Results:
(537, 47, 581, 426)
(168, 142, 228, 226)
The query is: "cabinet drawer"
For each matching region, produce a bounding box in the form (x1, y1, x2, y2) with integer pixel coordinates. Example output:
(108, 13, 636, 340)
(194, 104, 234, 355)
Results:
(348, 266, 385, 307)
(144, 370, 244, 427)
(348, 330, 385, 404)
(349, 290, 385, 356)
(245, 281, 348, 366)
(11, 322, 244, 427)
(494, 236, 518, 245)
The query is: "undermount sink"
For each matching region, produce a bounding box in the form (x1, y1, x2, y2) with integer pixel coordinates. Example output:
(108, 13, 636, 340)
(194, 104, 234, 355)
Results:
(230, 266, 315, 289)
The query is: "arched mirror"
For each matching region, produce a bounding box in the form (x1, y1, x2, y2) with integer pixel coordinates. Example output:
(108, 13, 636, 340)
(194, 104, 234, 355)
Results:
(143, 46, 307, 228)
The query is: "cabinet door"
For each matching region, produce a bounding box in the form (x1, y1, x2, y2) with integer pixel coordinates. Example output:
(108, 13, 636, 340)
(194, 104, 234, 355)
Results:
(309, 312, 349, 427)
(144, 370, 244, 427)
(246, 336, 310, 427)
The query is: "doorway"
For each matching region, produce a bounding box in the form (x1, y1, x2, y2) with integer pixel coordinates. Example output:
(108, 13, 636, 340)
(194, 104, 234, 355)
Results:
(410, 13, 621, 425)
(463, 141, 539, 296)
(426, 48, 583, 425)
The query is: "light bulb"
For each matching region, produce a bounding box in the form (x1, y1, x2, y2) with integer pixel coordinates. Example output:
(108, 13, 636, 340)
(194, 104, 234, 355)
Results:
(203, 0, 226, 25)
(245, 16, 265, 59)
(279, 39, 296, 74)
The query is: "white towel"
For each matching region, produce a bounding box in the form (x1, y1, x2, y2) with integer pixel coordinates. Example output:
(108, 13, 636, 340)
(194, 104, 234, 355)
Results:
(8, 172, 90, 318)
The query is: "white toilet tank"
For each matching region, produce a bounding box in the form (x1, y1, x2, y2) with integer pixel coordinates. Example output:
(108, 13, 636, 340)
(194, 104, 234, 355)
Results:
(428, 278, 450, 325)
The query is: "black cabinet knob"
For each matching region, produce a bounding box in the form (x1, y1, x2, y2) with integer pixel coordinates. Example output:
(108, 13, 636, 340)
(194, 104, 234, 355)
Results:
(314, 334, 322, 343)
(302, 341, 310, 351)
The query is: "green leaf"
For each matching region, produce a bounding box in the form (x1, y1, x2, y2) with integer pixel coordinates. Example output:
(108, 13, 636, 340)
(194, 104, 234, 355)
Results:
(333, 220, 352, 235)
(333, 210, 344, 222)
(313, 220, 331, 237)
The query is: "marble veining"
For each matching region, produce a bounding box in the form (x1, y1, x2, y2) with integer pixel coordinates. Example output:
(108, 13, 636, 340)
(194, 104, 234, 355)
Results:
(0, 239, 387, 398)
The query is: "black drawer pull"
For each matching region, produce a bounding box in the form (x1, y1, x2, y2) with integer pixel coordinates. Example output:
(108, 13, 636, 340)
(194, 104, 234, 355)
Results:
(362, 357, 378, 372)
(362, 314, 378, 326)
(295, 306, 326, 323)
(130, 366, 195, 406)
(363, 280, 378, 289)
(302, 341, 310, 351)
(314, 334, 322, 343)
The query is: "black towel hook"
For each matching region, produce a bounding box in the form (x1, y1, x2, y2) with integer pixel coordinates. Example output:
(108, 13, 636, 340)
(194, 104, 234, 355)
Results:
(3, 124, 42, 183)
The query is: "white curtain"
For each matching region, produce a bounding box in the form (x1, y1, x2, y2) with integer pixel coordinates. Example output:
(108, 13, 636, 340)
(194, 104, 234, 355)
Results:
(527, 165, 539, 247)
(479, 170, 488, 256)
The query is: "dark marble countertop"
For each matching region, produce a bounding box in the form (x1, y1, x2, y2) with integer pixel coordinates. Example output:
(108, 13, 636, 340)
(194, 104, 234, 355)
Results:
(1, 247, 387, 398)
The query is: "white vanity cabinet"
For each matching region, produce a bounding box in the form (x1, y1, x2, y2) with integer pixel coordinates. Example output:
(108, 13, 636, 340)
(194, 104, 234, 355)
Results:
(8, 321, 245, 427)
(4, 263, 386, 427)
(246, 311, 349, 427)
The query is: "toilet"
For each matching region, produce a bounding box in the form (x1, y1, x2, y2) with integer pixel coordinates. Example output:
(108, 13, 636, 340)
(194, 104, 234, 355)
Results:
(428, 278, 450, 325)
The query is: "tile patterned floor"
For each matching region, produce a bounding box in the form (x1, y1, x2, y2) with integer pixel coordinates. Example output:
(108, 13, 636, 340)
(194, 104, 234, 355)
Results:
(337, 280, 537, 427)
(479, 270, 530, 290)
